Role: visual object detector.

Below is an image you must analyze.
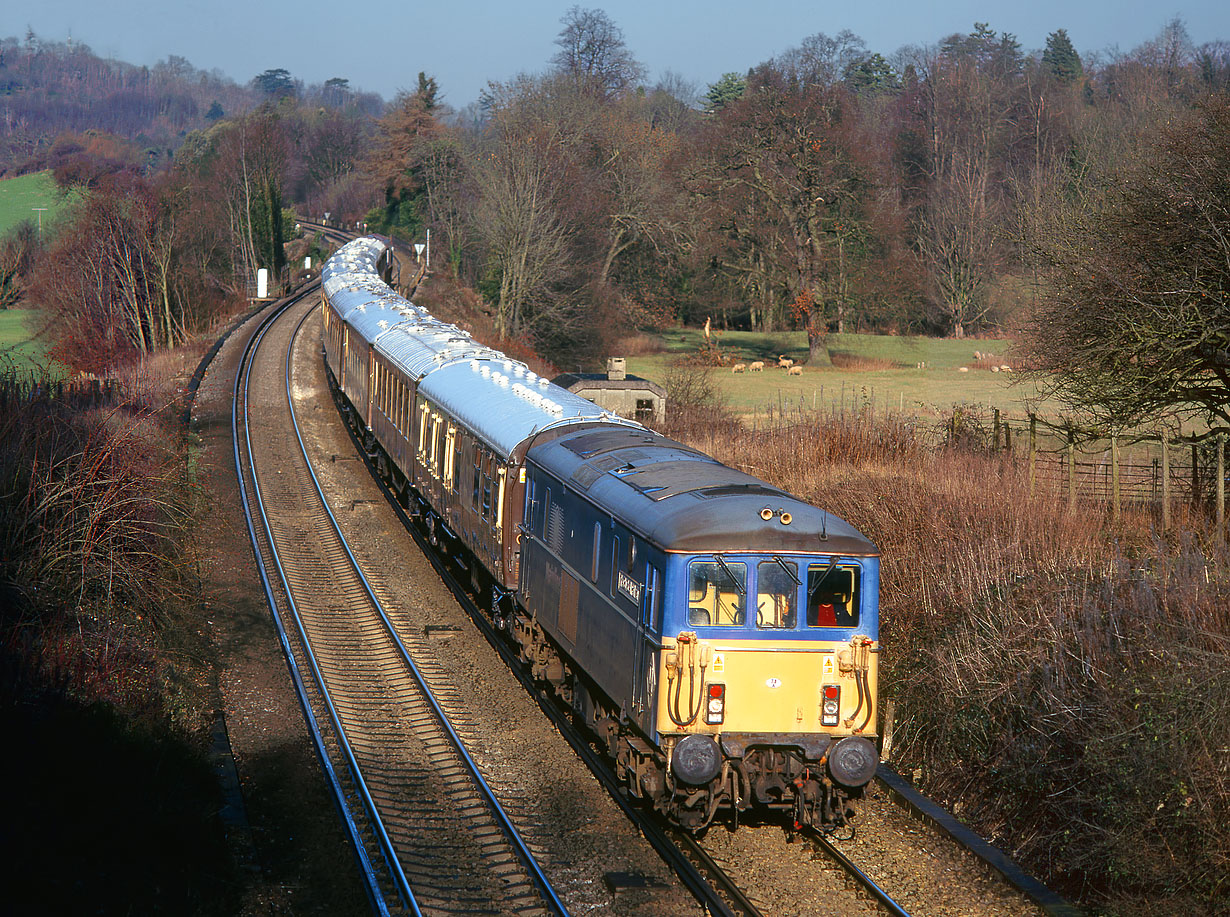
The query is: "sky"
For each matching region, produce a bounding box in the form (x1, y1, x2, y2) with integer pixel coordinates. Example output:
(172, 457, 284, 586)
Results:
(8, 1, 1230, 107)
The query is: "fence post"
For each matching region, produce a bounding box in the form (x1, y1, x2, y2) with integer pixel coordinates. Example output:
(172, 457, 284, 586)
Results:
(1029, 414, 1037, 496)
(1161, 433, 1171, 530)
(1193, 441, 1200, 504)
(1067, 427, 1077, 513)
(1112, 434, 1120, 521)
(993, 408, 1001, 451)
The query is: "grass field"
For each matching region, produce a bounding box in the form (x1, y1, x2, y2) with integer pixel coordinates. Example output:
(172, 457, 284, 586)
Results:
(0, 309, 50, 373)
(0, 171, 65, 240)
(624, 328, 1058, 421)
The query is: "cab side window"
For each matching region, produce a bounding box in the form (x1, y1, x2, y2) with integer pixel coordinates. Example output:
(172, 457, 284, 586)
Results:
(806, 564, 860, 628)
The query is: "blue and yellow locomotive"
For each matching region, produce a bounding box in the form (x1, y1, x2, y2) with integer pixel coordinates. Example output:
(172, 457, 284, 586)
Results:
(321, 237, 882, 830)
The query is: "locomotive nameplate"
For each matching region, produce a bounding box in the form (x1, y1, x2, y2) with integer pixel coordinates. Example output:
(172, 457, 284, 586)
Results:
(616, 570, 642, 604)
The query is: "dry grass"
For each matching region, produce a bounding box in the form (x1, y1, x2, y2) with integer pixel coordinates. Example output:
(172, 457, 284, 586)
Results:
(0, 382, 191, 635)
(829, 351, 900, 372)
(611, 331, 667, 357)
(658, 401, 1229, 915)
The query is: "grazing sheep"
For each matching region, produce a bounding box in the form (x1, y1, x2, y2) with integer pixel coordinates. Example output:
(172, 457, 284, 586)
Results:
(974, 350, 983, 361)
(749, 361, 765, 372)
(991, 365, 1001, 373)
(732, 363, 746, 373)
(958, 366, 970, 373)
(1000, 364, 1011, 373)
(779, 357, 794, 369)
(787, 365, 803, 376)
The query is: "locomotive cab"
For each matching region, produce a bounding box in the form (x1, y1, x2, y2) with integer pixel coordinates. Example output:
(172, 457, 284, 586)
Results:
(656, 551, 881, 829)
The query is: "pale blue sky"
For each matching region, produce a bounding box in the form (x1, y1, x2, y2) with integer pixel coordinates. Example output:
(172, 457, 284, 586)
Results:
(8, 1, 1228, 106)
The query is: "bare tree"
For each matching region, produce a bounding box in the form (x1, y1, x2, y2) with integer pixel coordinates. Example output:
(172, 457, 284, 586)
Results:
(551, 6, 644, 100)
(472, 117, 574, 341)
(906, 26, 1023, 336)
(1022, 95, 1230, 433)
(688, 69, 879, 359)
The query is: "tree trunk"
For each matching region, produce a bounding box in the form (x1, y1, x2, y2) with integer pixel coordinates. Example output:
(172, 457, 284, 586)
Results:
(806, 312, 832, 366)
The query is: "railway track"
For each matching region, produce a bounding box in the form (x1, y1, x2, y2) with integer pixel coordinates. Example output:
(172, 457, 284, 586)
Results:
(232, 288, 568, 915)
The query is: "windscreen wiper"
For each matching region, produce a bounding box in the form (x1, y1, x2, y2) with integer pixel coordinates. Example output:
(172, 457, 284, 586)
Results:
(772, 555, 801, 587)
(807, 558, 838, 601)
(714, 554, 745, 594)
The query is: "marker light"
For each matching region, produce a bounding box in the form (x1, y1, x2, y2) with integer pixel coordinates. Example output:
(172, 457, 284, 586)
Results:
(705, 684, 726, 725)
(821, 684, 840, 726)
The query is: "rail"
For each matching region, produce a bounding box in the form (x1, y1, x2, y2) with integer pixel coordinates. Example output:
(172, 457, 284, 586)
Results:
(233, 290, 569, 914)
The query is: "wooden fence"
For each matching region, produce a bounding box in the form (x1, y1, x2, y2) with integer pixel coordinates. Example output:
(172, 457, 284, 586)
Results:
(987, 410, 1227, 530)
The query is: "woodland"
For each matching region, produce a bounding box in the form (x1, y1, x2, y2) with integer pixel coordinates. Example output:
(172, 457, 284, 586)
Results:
(1, 11, 1228, 915)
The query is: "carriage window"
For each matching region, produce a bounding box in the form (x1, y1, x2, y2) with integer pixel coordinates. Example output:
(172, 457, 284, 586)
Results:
(757, 559, 799, 629)
(806, 563, 860, 628)
(444, 426, 457, 489)
(687, 559, 746, 627)
(417, 400, 429, 455)
(430, 415, 443, 474)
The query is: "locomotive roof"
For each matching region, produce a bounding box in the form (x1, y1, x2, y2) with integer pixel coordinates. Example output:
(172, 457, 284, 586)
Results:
(528, 427, 879, 557)
(323, 237, 643, 460)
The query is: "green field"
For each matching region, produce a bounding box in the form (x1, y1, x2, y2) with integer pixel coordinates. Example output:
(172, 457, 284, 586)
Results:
(0, 171, 65, 240)
(625, 328, 1058, 421)
(0, 309, 50, 373)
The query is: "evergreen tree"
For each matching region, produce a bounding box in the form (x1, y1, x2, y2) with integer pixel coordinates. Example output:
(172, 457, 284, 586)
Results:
(1042, 29, 1083, 84)
(844, 54, 900, 94)
(704, 72, 745, 112)
(253, 68, 295, 97)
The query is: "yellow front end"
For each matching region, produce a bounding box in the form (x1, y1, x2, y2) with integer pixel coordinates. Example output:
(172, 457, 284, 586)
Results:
(658, 633, 880, 739)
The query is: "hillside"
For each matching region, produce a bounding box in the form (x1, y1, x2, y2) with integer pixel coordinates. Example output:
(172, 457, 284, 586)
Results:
(0, 34, 260, 176)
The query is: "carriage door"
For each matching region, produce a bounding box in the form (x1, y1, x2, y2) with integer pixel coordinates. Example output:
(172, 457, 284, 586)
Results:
(632, 563, 661, 731)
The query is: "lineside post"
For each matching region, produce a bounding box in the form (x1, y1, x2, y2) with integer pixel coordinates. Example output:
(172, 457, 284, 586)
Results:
(1067, 428, 1076, 513)
(1112, 435, 1120, 521)
(1029, 414, 1037, 497)
(1161, 432, 1171, 530)
(1218, 433, 1226, 538)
